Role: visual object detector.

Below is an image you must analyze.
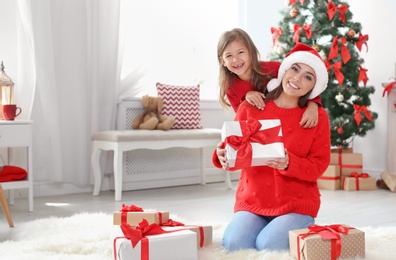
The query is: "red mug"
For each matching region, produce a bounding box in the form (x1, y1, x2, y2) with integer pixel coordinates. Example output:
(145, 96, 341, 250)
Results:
(2, 104, 22, 121)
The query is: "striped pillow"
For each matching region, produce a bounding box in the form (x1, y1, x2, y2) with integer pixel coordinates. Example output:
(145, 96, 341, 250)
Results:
(156, 82, 203, 129)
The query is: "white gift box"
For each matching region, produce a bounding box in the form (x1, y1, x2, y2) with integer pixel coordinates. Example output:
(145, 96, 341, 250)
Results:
(221, 120, 285, 168)
(114, 230, 198, 260)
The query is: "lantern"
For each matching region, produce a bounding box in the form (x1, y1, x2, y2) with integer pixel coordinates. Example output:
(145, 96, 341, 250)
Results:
(0, 61, 15, 119)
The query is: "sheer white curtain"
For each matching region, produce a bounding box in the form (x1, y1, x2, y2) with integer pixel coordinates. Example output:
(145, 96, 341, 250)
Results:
(15, 0, 121, 191)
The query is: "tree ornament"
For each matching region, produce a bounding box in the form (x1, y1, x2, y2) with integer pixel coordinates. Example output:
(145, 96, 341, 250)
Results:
(335, 93, 344, 102)
(347, 29, 356, 38)
(337, 127, 344, 134)
(274, 45, 286, 55)
(290, 8, 299, 17)
(313, 44, 320, 52)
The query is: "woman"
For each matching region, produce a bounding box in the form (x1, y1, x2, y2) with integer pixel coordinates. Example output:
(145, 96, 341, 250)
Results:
(213, 43, 331, 252)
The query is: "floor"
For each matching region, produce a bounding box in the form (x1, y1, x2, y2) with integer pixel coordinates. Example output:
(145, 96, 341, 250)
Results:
(1, 181, 396, 241)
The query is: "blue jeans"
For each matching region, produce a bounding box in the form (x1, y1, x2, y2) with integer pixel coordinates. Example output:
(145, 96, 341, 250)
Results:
(222, 211, 314, 252)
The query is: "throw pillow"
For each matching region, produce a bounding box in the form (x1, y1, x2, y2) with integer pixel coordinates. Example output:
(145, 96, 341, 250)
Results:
(0, 165, 28, 182)
(156, 82, 203, 129)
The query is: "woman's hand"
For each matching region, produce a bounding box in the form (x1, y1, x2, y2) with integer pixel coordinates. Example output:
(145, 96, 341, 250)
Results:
(245, 91, 266, 110)
(266, 149, 289, 170)
(216, 142, 229, 170)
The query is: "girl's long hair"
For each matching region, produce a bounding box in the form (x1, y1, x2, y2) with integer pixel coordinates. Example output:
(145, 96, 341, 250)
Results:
(217, 28, 272, 109)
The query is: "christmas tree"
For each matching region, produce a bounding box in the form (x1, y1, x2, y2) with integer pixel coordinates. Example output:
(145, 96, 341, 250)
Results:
(269, 0, 378, 148)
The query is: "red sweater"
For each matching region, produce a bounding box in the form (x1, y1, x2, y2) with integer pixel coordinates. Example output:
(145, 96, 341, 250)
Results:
(213, 100, 331, 218)
(226, 61, 322, 112)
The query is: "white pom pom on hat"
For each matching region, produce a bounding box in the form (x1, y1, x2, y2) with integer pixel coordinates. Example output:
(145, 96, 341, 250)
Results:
(267, 43, 329, 99)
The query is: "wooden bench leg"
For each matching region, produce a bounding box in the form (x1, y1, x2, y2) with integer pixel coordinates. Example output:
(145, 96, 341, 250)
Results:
(92, 143, 103, 196)
(0, 184, 14, 227)
(113, 148, 123, 201)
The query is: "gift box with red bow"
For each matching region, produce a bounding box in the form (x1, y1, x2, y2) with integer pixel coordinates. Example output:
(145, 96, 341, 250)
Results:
(380, 171, 396, 192)
(289, 224, 365, 260)
(113, 204, 169, 226)
(221, 119, 285, 169)
(330, 152, 362, 176)
(318, 165, 341, 190)
(162, 224, 213, 248)
(342, 172, 377, 191)
(114, 220, 197, 260)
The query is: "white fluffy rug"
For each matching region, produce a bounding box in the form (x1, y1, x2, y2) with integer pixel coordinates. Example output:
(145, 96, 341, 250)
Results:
(0, 212, 395, 260)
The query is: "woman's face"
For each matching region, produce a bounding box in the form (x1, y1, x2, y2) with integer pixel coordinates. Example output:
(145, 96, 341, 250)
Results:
(282, 63, 316, 97)
(221, 40, 252, 81)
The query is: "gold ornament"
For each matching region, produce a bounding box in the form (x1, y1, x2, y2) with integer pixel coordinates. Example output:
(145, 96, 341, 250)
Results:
(313, 44, 321, 52)
(275, 46, 286, 55)
(347, 29, 356, 38)
(290, 8, 299, 17)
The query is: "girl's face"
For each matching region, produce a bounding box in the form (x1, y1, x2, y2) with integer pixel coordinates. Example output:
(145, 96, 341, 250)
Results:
(221, 40, 252, 81)
(282, 63, 316, 98)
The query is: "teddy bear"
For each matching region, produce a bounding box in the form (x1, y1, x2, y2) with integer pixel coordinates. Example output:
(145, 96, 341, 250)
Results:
(132, 95, 175, 130)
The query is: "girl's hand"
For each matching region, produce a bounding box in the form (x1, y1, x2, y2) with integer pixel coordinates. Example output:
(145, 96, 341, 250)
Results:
(300, 102, 318, 128)
(245, 91, 266, 110)
(216, 142, 229, 170)
(266, 149, 289, 170)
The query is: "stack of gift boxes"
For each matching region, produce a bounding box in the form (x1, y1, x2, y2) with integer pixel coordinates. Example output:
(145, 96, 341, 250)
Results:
(112, 204, 212, 260)
(318, 148, 377, 191)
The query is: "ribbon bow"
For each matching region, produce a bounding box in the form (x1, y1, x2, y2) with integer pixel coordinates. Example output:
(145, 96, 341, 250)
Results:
(328, 36, 339, 61)
(328, 62, 344, 86)
(161, 219, 185, 227)
(327, 2, 348, 23)
(293, 24, 312, 43)
(358, 65, 368, 86)
(271, 27, 283, 45)
(121, 219, 169, 248)
(382, 81, 396, 97)
(353, 104, 373, 126)
(350, 172, 370, 178)
(225, 119, 282, 169)
(356, 33, 369, 52)
(299, 224, 353, 260)
(120, 204, 144, 212)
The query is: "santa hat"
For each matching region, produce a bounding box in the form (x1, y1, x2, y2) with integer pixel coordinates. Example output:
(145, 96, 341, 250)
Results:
(267, 43, 328, 99)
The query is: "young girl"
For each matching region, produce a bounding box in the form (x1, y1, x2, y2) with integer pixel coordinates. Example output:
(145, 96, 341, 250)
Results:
(213, 43, 331, 252)
(217, 28, 321, 128)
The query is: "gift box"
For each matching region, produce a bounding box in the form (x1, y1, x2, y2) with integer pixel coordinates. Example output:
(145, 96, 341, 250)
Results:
(330, 153, 362, 176)
(114, 230, 198, 260)
(380, 171, 396, 192)
(163, 225, 213, 248)
(221, 119, 285, 169)
(318, 165, 341, 190)
(113, 204, 169, 226)
(289, 224, 365, 260)
(342, 172, 376, 191)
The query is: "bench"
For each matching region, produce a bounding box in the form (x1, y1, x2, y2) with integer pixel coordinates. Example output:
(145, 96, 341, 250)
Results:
(91, 99, 234, 201)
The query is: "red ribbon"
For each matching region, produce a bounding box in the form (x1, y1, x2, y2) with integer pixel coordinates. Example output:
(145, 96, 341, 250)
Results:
(328, 36, 338, 61)
(289, 0, 305, 5)
(358, 65, 368, 86)
(120, 204, 144, 224)
(293, 24, 312, 43)
(343, 172, 370, 190)
(336, 153, 362, 176)
(161, 219, 185, 227)
(382, 81, 396, 97)
(340, 37, 350, 64)
(356, 33, 369, 52)
(329, 62, 344, 86)
(225, 119, 283, 169)
(297, 224, 353, 260)
(353, 104, 373, 126)
(327, 2, 348, 23)
(319, 176, 340, 181)
(271, 27, 282, 45)
(120, 219, 170, 260)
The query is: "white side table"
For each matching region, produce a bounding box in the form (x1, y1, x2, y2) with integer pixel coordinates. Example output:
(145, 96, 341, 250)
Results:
(0, 120, 33, 212)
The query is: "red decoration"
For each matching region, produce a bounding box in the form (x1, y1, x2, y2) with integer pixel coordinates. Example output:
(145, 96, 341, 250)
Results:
(290, 8, 299, 17)
(328, 36, 339, 61)
(383, 81, 396, 97)
(271, 27, 283, 45)
(337, 127, 344, 134)
(327, 2, 348, 23)
(289, 0, 305, 5)
(353, 104, 373, 126)
(356, 33, 369, 52)
(358, 65, 368, 86)
(328, 62, 345, 86)
(340, 37, 351, 64)
(293, 24, 312, 43)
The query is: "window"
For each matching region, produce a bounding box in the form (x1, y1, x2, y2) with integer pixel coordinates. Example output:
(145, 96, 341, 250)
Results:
(119, 0, 238, 100)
